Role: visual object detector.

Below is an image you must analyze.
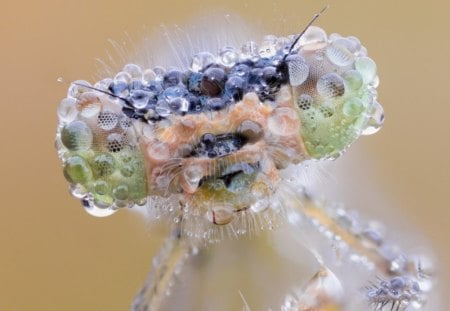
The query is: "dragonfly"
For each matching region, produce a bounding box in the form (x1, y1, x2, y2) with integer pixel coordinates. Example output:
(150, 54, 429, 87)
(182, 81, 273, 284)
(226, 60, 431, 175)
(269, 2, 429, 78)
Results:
(55, 6, 434, 310)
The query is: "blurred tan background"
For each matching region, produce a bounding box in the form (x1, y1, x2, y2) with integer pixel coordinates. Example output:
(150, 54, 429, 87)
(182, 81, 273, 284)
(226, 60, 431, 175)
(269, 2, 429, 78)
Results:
(1, 0, 449, 310)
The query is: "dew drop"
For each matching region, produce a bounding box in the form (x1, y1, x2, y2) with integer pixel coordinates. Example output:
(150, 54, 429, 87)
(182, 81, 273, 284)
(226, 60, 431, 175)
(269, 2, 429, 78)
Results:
(57, 98, 78, 123)
(61, 121, 93, 151)
(84, 204, 117, 217)
(298, 26, 327, 51)
(190, 52, 215, 72)
(317, 73, 345, 98)
(355, 56, 377, 84)
(362, 100, 384, 135)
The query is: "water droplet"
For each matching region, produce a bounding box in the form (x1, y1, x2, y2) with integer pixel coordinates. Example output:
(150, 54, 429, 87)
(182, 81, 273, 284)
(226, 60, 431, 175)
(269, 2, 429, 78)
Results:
(155, 99, 171, 117)
(355, 56, 377, 84)
(63, 155, 93, 184)
(219, 46, 238, 67)
(362, 100, 384, 135)
(57, 98, 78, 123)
(112, 184, 129, 200)
(343, 97, 364, 116)
(123, 63, 142, 79)
(84, 204, 117, 217)
(67, 80, 91, 98)
(298, 26, 327, 51)
(240, 41, 259, 61)
(298, 267, 344, 307)
(259, 35, 277, 58)
(142, 69, 156, 85)
(287, 55, 309, 86)
(190, 52, 215, 72)
(206, 206, 235, 225)
(92, 153, 115, 177)
(97, 110, 118, 130)
(342, 70, 363, 90)
(120, 164, 134, 177)
(317, 73, 345, 98)
(61, 121, 93, 151)
(130, 89, 152, 109)
(326, 38, 355, 67)
(94, 180, 110, 195)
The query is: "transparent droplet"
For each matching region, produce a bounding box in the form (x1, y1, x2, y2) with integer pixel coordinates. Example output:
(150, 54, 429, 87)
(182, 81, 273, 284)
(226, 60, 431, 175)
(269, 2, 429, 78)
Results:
(317, 73, 345, 98)
(298, 267, 344, 307)
(120, 164, 134, 177)
(68, 80, 91, 99)
(298, 26, 327, 51)
(342, 70, 363, 90)
(287, 55, 309, 86)
(97, 110, 118, 130)
(123, 63, 142, 79)
(112, 184, 129, 200)
(190, 52, 215, 72)
(153, 66, 166, 81)
(206, 206, 235, 225)
(240, 41, 259, 61)
(92, 153, 115, 177)
(114, 71, 132, 84)
(259, 35, 277, 58)
(326, 38, 355, 67)
(155, 99, 171, 117)
(355, 56, 377, 84)
(106, 133, 124, 153)
(94, 180, 110, 195)
(142, 69, 156, 85)
(57, 98, 78, 123)
(61, 121, 93, 151)
(219, 46, 238, 67)
(130, 89, 152, 109)
(343, 97, 364, 117)
(63, 155, 93, 184)
(69, 183, 88, 199)
(84, 204, 117, 217)
(181, 165, 203, 193)
(362, 100, 384, 135)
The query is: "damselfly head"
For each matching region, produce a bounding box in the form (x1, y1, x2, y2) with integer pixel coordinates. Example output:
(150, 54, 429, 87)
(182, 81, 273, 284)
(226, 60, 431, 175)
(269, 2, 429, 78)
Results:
(55, 14, 384, 240)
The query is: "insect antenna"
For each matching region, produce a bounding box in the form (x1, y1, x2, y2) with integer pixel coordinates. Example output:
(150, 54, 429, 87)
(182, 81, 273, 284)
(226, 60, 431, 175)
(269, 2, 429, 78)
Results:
(282, 4, 330, 60)
(70, 81, 134, 107)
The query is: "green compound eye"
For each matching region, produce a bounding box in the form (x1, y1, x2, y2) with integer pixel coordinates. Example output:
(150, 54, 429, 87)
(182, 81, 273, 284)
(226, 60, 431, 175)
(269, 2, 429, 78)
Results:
(290, 32, 383, 160)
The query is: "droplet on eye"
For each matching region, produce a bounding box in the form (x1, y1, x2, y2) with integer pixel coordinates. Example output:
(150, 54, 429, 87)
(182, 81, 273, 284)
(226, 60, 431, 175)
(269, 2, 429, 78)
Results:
(342, 70, 363, 91)
(355, 56, 377, 84)
(298, 26, 328, 51)
(362, 100, 384, 135)
(326, 38, 355, 67)
(206, 206, 235, 225)
(287, 55, 309, 86)
(97, 110, 119, 130)
(57, 98, 78, 123)
(190, 51, 215, 72)
(63, 155, 93, 184)
(240, 41, 259, 61)
(61, 120, 93, 151)
(219, 46, 238, 67)
(316, 73, 345, 98)
(123, 63, 142, 79)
